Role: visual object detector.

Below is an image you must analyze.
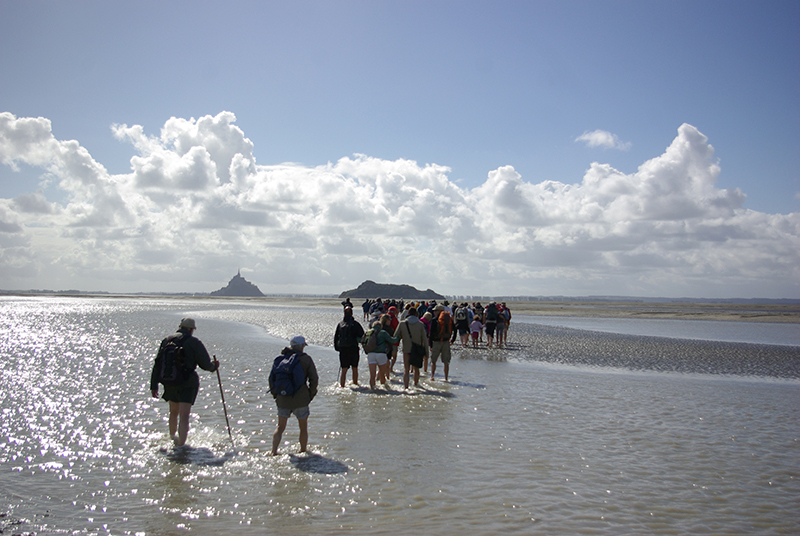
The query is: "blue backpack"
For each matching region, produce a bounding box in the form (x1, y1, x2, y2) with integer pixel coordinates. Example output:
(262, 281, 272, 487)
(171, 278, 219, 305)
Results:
(270, 353, 306, 396)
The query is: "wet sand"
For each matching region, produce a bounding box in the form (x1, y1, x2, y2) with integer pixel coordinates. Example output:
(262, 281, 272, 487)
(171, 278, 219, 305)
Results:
(185, 296, 800, 379)
(224, 297, 800, 324)
(16, 293, 800, 323)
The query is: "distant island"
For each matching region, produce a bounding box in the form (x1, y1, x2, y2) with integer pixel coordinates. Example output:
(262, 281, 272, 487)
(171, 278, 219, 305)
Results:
(339, 280, 445, 300)
(210, 271, 264, 297)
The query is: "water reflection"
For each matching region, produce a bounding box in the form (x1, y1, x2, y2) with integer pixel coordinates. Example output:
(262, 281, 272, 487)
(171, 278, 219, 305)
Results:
(1, 296, 798, 536)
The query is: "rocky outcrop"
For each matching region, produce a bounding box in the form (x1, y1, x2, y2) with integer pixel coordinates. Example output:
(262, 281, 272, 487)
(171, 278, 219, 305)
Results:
(210, 271, 264, 297)
(339, 280, 445, 300)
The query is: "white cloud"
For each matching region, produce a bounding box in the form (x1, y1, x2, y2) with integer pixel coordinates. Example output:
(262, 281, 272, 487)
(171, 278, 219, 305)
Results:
(0, 111, 798, 298)
(575, 129, 632, 150)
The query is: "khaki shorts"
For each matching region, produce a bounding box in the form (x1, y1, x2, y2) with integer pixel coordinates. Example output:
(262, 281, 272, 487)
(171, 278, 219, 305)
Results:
(430, 340, 451, 364)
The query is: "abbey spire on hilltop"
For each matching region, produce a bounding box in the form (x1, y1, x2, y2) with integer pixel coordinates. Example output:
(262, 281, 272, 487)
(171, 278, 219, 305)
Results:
(210, 270, 264, 297)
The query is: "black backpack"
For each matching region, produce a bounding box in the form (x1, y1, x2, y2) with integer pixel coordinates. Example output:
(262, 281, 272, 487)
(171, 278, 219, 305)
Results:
(338, 319, 360, 348)
(157, 334, 192, 385)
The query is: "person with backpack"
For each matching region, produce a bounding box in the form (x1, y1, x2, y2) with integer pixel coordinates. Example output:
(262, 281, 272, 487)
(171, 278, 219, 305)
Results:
(495, 303, 508, 348)
(362, 315, 400, 390)
(334, 307, 365, 388)
(150, 317, 219, 447)
(270, 335, 319, 456)
(454, 303, 471, 346)
(429, 305, 455, 382)
(394, 307, 429, 389)
(500, 302, 512, 346)
(484, 301, 499, 348)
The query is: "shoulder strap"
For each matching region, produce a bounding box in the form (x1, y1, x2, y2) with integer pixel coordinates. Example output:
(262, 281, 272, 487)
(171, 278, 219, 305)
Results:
(404, 321, 416, 344)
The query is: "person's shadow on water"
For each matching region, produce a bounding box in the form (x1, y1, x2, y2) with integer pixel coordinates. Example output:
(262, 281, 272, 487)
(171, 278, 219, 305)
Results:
(164, 446, 235, 466)
(289, 453, 349, 475)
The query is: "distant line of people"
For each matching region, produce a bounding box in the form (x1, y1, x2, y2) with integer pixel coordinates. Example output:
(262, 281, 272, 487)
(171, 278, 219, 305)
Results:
(335, 298, 512, 390)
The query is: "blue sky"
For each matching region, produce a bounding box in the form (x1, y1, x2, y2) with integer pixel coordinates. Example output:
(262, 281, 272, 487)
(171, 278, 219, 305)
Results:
(1, 1, 799, 298)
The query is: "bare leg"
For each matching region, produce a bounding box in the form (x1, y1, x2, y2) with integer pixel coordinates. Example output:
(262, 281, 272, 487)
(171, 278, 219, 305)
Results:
(413, 366, 420, 386)
(402, 354, 410, 389)
(169, 401, 192, 446)
(298, 418, 308, 453)
(339, 367, 347, 388)
(271, 415, 288, 455)
(378, 363, 389, 386)
(168, 401, 179, 440)
(369, 362, 378, 389)
(351, 366, 358, 385)
(444, 362, 450, 381)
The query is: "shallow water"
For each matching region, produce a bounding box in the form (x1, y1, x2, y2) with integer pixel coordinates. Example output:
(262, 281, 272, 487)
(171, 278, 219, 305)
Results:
(1, 296, 798, 535)
(516, 315, 800, 346)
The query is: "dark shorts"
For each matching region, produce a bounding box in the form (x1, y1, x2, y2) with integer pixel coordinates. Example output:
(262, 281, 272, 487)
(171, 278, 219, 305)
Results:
(162, 371, 200, 405)
(338, 346, 360, 368)
(485, 321, 497, 337)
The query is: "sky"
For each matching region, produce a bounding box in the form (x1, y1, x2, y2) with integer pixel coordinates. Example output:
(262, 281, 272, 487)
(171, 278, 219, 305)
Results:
(1, 0, 799, 299)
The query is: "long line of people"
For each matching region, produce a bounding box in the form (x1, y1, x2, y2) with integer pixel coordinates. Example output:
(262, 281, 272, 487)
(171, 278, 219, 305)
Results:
(334, 298, 512, 391)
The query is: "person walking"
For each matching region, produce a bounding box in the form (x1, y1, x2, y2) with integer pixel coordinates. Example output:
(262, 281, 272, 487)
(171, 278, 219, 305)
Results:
(484, 301, 499, 348)
(270, 336, 319, 456)
(394, 307, 429, 389)
(500, 302, 512, 346)
(365, 315, 400, 390)
(429, 304, 454, 381)
(386, 306, 401, 374)
(334, 307, 365, 387)
(454, 303, 471, 346)
(150, 317, 219, 447)
(469, 315, 483, 347)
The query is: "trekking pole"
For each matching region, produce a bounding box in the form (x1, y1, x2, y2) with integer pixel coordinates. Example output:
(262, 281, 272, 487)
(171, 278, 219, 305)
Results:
(214, 355, 235, 449)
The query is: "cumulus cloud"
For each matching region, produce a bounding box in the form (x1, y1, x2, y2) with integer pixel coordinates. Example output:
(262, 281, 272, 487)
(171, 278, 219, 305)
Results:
(0, 111, 798, 298)
(576, 129, 632, 150)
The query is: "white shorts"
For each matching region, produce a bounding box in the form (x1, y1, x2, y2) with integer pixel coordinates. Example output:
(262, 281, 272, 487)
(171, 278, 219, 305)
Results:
(367, 352, 389, 366)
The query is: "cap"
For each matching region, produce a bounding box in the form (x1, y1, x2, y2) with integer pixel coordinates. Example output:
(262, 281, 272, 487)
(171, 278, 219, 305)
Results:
(290, 335, 307, 347)
(180, 318, 196, 329)
(433, 304, 445, 312)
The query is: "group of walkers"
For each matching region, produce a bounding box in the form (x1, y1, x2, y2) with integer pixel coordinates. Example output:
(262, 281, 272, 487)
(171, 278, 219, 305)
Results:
(149, 299, 511, 456)
(151, 318, 319, 457)
(335, 298, 512, 390)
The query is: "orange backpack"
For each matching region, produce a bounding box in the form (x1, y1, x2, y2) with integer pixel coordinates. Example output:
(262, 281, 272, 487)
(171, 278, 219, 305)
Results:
(437, 311, 452, 341)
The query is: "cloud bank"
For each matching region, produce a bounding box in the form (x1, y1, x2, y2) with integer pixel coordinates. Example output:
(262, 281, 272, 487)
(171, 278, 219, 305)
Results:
(1, 111, 798, 298)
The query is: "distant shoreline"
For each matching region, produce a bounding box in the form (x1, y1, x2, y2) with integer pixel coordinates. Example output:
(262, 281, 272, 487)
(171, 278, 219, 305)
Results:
(3, 292, 798, 324)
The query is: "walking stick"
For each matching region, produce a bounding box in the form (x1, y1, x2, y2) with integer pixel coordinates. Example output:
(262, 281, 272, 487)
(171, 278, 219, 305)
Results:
(214, 355, 235, 449)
